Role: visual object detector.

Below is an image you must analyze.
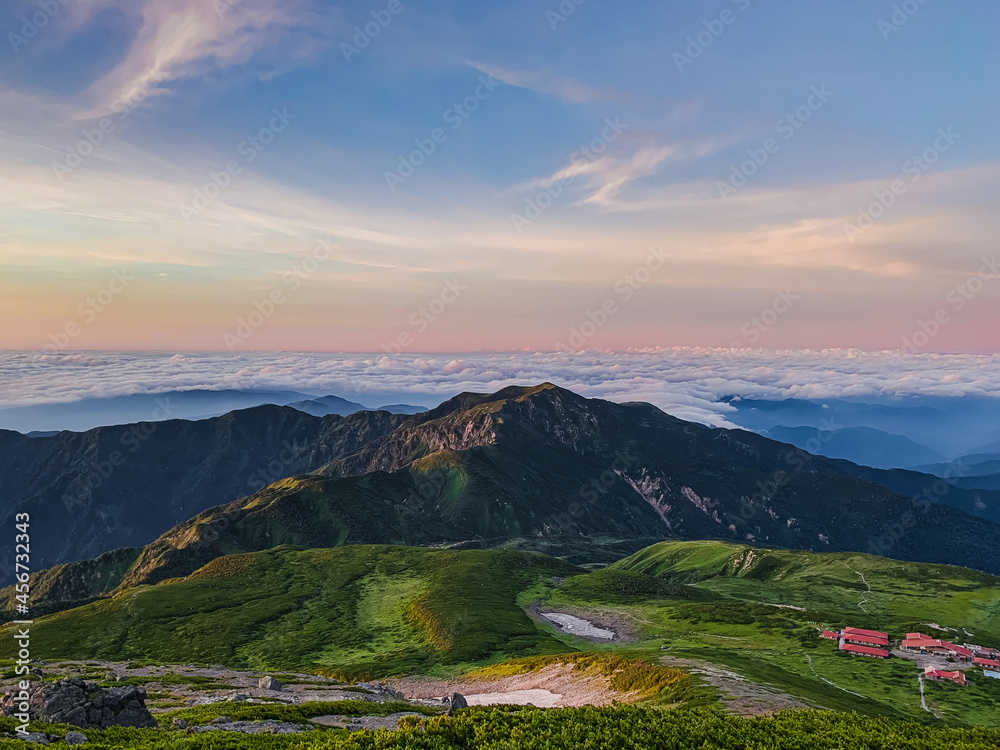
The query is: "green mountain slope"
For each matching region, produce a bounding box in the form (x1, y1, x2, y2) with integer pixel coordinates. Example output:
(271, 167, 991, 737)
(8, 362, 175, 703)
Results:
(543, 540, 1000, 725)
(13, 383, 1000, 615)
(0, 406, 406, 583)
(4, 545, 581, 677)
(611, 540, 1000, 641)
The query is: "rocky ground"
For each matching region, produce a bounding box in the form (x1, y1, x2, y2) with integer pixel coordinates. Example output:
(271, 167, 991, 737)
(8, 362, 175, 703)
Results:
(1, 661, 405, 713)
(394, 663, 637, 708)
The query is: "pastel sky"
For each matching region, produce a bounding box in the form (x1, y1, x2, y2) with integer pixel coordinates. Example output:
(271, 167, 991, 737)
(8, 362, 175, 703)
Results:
(1, 0, 998, 353)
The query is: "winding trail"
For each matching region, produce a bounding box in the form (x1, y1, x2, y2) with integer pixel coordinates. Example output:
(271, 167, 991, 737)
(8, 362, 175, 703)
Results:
(918, 675, 930, 712)
(852, 569, 871, 614)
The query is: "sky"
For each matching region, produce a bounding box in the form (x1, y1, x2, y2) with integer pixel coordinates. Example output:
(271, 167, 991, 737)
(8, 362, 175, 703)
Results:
(1, 0, 998, 354)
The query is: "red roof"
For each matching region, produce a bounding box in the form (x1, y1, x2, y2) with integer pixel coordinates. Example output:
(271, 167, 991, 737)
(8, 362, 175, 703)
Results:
(820, 631, 839, 639)
(924, 668, 967, 685)
(975, 657, 1000, 668)
(902, 638, 972, 657)
(844, 627, 888, 639)
(943, 641, 974, 658)
(841, 643, 889, 658)
(907, 632, 928, 640)
(845, 634, 889, 646)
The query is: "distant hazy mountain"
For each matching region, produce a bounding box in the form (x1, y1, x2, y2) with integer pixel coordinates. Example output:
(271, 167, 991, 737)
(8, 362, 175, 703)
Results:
(285, 395, 368, 416)
(762, 424, 946, 470)
(286, 395, 428, 417)
(724, 396, 1000, 458)
(914, 455, 1000, 478)
(0, 389, 430, 433)
(0, 389, 312, 433)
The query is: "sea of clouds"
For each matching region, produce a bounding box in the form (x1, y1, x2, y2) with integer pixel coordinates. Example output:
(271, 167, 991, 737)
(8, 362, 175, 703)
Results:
(2, 349, 999, 429)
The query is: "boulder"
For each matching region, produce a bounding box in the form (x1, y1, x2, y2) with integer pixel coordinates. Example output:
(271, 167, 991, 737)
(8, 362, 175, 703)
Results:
(258, 676, 282, 691)
(172, 718, 188, 730)
(64, 731, 88, 745)
(447, 693, 468, 716)
(0, 679, 156, 729)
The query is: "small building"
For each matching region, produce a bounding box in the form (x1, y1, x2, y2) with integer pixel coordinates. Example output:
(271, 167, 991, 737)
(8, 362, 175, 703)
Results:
(974, 657, 1000, 669)
(843, 630, 890, 648)
(841, 643, 889, 658)
(924, 667, 967, 686)
(820, 630, 839, 640)
(901, 637, 973, 661)
(844, 627, 889, 640)
(846, 636, 889, 648)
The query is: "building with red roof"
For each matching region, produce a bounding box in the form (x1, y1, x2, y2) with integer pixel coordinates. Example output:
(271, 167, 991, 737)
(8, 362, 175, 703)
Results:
(820, 630, 839, 640)
(902, 637, 973, 661)
(974, 657, 1000, 669)
(842, 627, 890, 648)
(844, 627, 888, 639)
(841, 643, 889, 658)
(924, 667, 967, 686)
(844, 634, 889, 647)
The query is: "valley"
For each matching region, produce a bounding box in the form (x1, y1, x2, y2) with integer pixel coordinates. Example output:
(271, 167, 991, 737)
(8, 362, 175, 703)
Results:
(3, 385, 1000, 745)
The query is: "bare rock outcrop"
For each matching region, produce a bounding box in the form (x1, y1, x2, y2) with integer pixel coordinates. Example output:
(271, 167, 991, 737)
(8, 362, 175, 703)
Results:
(1, 679, 156, 729)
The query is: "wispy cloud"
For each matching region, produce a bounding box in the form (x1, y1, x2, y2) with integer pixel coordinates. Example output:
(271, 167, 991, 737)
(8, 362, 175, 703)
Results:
(67, 0, 332, 119)
(468, 61, 618, 103)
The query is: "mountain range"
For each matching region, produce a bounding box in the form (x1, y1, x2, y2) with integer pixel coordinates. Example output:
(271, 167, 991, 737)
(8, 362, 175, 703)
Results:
(0, 388, 428, 433)
(7, 383, 1000, 612)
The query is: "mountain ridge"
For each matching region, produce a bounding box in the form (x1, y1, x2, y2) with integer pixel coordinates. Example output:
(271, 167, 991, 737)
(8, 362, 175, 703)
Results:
(11, 383, 1000, 615)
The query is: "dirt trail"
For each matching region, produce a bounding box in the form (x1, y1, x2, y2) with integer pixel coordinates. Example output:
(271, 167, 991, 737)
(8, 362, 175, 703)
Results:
(853, 569, 871, 614)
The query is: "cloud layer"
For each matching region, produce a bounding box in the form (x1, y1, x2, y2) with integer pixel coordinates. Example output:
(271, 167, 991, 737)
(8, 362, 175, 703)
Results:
(3, 349, 1000, 428)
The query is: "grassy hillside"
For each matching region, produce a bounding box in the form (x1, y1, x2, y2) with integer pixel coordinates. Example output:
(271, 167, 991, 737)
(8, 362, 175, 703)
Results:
(0, 545, 581, 678)
(612, 540, 1000, 640)
(544, 540, 1000, 726)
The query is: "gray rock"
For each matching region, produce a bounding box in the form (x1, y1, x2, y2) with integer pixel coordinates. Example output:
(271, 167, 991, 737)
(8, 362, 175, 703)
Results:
(64, 731, 88, 745)
(172, 718, 188, 729)
(258, 676, 282, 691)
(20, 733, 49, 745)
(209, 716, 231, 724)
(0, 679, 156, 730)
(190, 720, 310, 735)
(447, 693, 468, 716)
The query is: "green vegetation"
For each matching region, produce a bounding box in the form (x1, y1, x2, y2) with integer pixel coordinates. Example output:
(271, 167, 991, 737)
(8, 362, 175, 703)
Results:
(4, 708, 1000, 749)
(0, 545, 581, 678)
(541, 540, 1000, 726)
(613, 540, 1000, 639)
(158, 700, 440, 727)
(5, 539, 1000, 732)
